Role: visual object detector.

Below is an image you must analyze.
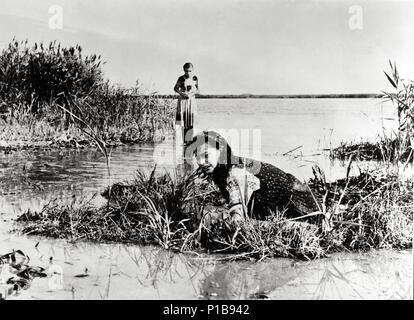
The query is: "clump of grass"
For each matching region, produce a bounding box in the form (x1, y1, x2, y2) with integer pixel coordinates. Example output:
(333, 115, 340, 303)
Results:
(309, 164, 413, 252)
(0, 39, 103, 115)
(0, 115, 91, 151)
(16, 163, 413, 261)
(331, 61, 413, 164)
(383, 61, 414, 152)
(331, 136, 413, 163)
(0, 39, 175, 150)
(201, 218, 324, 260)
(17, 168, 211, 247)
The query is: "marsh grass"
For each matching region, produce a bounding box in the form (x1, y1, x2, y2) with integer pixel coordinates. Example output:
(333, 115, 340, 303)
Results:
(17, 163, 413, 261)
(0, 39, 175, 151)
(331, 134, 413, 163)
(310, 165, 413, 251)
(0, 114, 89, 150)
(0, 90, 175, 152)
(332, 62, 413, 164)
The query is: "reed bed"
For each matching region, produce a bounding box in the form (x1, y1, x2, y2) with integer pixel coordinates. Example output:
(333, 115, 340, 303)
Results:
(331, 135, 413, 163)
(331, 62, 413, 164)
(17, 164, 413, 261)
(0, 39, 175, 152)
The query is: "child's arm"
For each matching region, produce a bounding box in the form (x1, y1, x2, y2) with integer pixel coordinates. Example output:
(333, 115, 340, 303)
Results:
(174, 77, 188, 98)
(194, 77, 200, 94)
(188, 76, 200, 97)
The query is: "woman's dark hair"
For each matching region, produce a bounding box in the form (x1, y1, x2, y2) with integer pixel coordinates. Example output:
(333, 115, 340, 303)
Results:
(183, 62, 194, 70)
(190, 130, 232, 167)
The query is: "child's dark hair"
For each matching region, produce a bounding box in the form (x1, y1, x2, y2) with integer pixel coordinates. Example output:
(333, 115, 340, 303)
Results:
(183, 62, 194, 70)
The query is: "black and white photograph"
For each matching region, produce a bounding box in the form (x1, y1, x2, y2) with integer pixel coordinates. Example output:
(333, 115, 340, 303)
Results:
(0, 0, 413, 306)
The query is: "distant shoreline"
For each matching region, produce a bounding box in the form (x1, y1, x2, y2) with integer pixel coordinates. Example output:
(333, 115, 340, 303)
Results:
(141, 93, 383, 99)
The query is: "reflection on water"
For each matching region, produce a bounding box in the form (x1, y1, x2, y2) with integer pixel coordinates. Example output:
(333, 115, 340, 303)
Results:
(2, 233, 412, 300)
(1, 98, 412, 300)
(199, 250, 413, 300)
(267, 250, 413, 300)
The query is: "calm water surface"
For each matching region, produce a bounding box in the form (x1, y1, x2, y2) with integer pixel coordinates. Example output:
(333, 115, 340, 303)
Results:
(1, 99, 412, 299)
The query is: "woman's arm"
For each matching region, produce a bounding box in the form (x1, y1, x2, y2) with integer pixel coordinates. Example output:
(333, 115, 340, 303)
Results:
(226, 172, 246, 224)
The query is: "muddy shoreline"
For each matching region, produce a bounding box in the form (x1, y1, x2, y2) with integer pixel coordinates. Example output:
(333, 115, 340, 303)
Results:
(0, 138, 142, 155)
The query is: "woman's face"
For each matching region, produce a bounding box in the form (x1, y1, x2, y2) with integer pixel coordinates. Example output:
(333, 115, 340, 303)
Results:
(196, 145, 219, 174)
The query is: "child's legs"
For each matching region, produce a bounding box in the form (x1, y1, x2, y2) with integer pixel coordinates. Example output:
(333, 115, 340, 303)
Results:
(184, 126, 194, 143)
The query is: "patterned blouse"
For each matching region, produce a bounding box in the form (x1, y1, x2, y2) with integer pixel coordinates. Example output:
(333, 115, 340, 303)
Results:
(224, 157, 320, 219)
(174, 75, 198, 94)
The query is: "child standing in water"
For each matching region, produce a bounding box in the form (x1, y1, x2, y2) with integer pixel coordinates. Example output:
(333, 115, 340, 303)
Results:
(174, 62, 199, 145)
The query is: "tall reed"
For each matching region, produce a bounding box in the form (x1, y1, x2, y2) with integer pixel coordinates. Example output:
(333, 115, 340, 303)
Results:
(382, 61, 414, 162)
(0, 39, 175, 148)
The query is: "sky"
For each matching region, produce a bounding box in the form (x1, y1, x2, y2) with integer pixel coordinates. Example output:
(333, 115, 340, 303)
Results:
(0, 0, 413, 94)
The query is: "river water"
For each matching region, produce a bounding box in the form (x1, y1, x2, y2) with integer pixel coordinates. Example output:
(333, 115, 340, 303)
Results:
(0, 98, 412, 299)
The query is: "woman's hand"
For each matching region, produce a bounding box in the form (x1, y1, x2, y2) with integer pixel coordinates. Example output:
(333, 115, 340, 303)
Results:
(229, 204, 244, 225)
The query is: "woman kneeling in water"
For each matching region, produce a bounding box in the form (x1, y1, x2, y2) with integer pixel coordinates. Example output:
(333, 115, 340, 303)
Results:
(188, 131, 321, 224)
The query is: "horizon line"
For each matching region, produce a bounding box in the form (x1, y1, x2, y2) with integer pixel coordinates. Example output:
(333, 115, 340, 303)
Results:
(137, 93, 384, 99)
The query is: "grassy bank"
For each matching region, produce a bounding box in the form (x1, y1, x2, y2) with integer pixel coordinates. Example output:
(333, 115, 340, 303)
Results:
(17, 164, 413, 261)
(331, 135, 413, 163)
(0, 39, 175, 153)
(0, 94, 175, 152)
